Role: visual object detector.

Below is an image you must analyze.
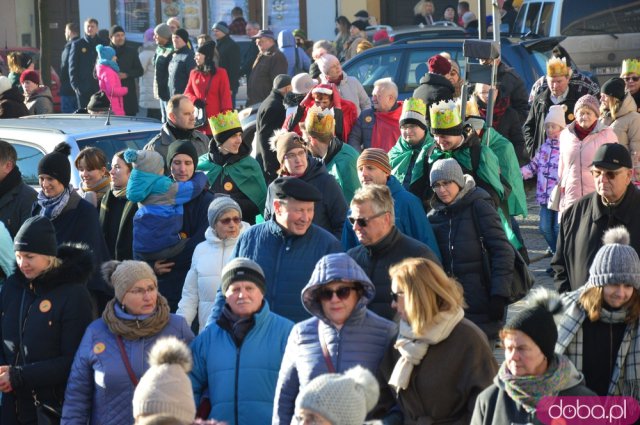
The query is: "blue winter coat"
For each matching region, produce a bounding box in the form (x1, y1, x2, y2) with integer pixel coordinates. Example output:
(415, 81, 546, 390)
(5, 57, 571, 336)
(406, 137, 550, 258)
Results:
(272, 266, 398, 425)
(190, 301, 293, 425)
(207, 219, 343, 324)
(62, 312, 194, 425)
(69, 35, 101, 97)
(342, 175, 442, 260)
(168, 45, 196, 96)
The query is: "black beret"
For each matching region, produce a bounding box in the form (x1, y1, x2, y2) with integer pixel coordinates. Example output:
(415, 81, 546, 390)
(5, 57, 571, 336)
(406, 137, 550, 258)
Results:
(272, 176, 322, 202)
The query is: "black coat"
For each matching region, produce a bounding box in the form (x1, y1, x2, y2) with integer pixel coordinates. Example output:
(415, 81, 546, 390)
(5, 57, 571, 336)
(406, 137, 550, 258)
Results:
(69, 35, 100, 98)
(168, 46, 196, 97)
(495, 62, 529, 126)
(154, 42, 174, 102)
(0, 167, 37, 237)
(428, 183, 513, 338)
(255, 89, 286, 183)
(348, 226, 440, 320)
(112, 43, 144, 115)
(240, 40, 259, 79)
(60, 36, 79, 96)
(552, 184, 640, 292)
(0, 86, 29, 119)
(217, 35, 241, 92)
(0, 244, 94, 424)
(99, 189, 137, 260)
(412, 73, 455, 108)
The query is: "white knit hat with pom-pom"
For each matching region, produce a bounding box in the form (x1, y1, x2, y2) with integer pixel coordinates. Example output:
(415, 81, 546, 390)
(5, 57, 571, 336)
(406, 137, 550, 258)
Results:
(295, 365, 379, 425)
(586, 226, 640, 289)
(132, 337, 196, 424)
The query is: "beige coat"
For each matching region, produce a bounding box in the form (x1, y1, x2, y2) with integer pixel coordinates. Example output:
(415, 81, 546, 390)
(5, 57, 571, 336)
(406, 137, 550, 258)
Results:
(604, 94, 640, 155)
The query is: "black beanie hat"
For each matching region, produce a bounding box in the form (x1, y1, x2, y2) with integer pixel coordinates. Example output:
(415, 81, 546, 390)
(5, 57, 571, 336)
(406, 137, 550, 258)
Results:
(38, 142, 72, 187)
(220, 257, 266, 295)
(503, 289, 562, 361)
(14, 216, 58, 256)
(167, 140, 199, 168)
(601, 77, 627, 102)
(87, 90, 111, 113)
(109, 25, 125, 38)
(197, 40, 216, 59)
(175, 28, 190, 45)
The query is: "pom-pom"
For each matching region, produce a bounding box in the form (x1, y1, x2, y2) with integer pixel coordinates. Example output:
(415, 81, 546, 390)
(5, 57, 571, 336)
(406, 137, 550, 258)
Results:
(344, 365, 379, 412)
(148, 336, 192, 373)
(53, 142, 71, 156)
(602, 226, 630, 246)
(123, 148, 138, 164)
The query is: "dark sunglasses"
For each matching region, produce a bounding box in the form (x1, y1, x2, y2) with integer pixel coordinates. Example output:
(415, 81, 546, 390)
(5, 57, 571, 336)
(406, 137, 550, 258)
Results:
(318, 286, 357, 301)
(590, 169, 625, 180)
(623, 76, 640, 82)
(347, 211, 387, 227)
(390, 291, 404, 302)
(218, 216, 242, 225)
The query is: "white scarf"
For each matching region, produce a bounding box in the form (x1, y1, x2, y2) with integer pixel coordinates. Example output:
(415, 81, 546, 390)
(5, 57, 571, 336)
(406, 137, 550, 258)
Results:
(389, 307, 464, 391)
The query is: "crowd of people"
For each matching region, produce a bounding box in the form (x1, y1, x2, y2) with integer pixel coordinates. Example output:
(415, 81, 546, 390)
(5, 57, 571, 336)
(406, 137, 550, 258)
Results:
(1, 4, 640, 425)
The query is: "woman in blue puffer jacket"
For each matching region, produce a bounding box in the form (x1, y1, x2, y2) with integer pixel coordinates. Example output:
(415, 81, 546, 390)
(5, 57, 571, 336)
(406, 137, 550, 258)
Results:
(62, 260, 194, 425)
(272, 252, 399, 425)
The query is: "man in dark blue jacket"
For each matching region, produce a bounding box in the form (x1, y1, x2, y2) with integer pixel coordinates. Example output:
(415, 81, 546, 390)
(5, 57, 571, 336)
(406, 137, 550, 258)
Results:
(168, 29, 195, 97)
(69, 18, 103, 109)
(207, 177, 343, 324)
(60, 23, 80, 113)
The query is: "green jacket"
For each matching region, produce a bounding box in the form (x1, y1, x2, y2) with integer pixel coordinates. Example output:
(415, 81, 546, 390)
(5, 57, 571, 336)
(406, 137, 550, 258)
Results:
(325, 141, 360, 204)
(388, 133, 435, 186)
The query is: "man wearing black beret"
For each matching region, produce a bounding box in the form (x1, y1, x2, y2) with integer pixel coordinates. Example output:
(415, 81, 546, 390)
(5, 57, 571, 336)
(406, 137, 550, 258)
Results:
(206, 176, 342, 323)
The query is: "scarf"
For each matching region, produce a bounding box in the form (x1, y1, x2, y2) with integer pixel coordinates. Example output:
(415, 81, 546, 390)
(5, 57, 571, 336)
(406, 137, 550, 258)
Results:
(0, 166, 22, 199)
(372, 103, 403, 151)
(37, 185, 72, 220)
(98, 58, 120, 73)
(477, 96, 510, 130)
(167, 120, 194, 140)
(556, 290, 640, 398)
(388, 307, 464, 391)
(111, 181, 127, 199)
(81, 176, 111, 207)
(326, 72, 344, 86)
(102, 295, 171, 340)
(498, 355, 575, 413)
(574, 120, 597, 141)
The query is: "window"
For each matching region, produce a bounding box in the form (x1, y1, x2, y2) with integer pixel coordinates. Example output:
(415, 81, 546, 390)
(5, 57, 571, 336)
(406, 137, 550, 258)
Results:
(77, 131, 158, 168)
(561, 0, 640, 35)
(403, 48, 464, 94)
(343, 51, 400, 95)
(523, 2, 541, 34)
(11, 143, 44, 186)
(113, 0, 157, 43)
(538, 3, 555, 37)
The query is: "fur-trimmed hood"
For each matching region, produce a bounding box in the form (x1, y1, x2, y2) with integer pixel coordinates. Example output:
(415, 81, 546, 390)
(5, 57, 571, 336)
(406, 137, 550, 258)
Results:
(14, 243, 94, 293)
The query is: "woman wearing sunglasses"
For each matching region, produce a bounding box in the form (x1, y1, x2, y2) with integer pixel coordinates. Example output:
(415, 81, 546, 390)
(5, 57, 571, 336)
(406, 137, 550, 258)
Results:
(176, 197, 250, 333)
(620, 59, 640, 110)
(273, 253, 398, 425)
(427, 159, 514, 341)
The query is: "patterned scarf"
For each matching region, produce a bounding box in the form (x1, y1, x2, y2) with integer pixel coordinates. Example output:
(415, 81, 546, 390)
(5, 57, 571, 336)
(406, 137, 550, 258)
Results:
(498, 354, 575, 413)
(388, 307, 464, 391)
(111, 181, 127, 199)
(556, 289, 640, 397)
(101, 295, 171, 340)
(37, 185, 72, 220)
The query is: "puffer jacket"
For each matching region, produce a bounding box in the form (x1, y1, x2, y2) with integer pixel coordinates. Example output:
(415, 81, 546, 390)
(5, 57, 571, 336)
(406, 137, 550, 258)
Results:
(24, 86, 54, 115)
(138, 43, 157, 109)
(521, 136, 560, 205)
(272, 260, 398, 425)
(96, 63, 128, 116)
(190, 301, 293, 425)
(176, 222, 251, 331)
(0, 244, 94, 425)
(428, 177, 513, 338)
(277, 29, 311, 76)
(321, 71, 371, 115)
(557, 121, 618, 213)
(602, 94, 640, 155)
(62, 313, 194, 425)
(168, 45, 196, 97)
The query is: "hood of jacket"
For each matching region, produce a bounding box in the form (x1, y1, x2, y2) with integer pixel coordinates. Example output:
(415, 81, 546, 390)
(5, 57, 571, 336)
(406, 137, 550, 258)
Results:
(277, 29, 296, 48)
(0, 86, 25, 103)
(25, 86, 53, 102)
(204, 221, 251, 244)
(13, 243, 94, 293)
(300, 253, 375, 320)
(419, 72, 454, 90)
(618, 93, 638, 118)
(300, 155, 327, 182)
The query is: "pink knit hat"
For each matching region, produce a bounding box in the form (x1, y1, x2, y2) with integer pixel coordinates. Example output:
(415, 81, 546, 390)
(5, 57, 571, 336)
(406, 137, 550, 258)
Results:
(574, 94, 600, 117)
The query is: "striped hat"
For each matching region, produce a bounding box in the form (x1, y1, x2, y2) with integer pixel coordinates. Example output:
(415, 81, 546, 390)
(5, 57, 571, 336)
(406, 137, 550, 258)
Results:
(357, 148, 391, 175)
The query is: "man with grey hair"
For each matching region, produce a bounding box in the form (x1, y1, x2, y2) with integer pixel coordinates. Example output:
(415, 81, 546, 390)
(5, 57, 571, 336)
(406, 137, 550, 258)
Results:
(347, 184, 440, 319)
(241, 21, 261, 79)
(348, 78, 403, 152)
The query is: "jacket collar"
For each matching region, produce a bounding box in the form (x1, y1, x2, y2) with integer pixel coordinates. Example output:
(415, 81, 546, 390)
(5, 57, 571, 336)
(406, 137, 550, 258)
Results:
(366, 226, 400, 256)
(591, 184, 639, 224)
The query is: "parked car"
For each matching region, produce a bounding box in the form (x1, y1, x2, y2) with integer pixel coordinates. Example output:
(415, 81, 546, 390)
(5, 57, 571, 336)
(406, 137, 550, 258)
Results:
(0, 114, 162, 188)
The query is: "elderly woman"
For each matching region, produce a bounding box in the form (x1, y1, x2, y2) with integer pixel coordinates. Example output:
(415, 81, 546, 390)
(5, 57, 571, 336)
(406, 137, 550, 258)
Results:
(34, 141, 111, 312)
(427, 159, 514, 339)
(75, 146, 111, 208)
(557, 94, 618, 213)
(100, 150, 138, 260)
(0, 216, 94, 424)
(556, 226, 640, 397)
(472, 289, 594, 424)
(62, 260, 194, 425)
(273, 253, 398, 425)
(176, 197, 251, 332)
(600, 77, 640, 158)
(381, 257, 497, 424)
(190, 258, 294, 424)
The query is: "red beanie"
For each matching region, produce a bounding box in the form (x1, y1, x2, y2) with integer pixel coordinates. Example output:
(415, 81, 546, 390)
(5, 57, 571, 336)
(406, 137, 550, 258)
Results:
(373, 29, 389, 42)
(428, 55, 451, 76)
(20, 70, 40, 85)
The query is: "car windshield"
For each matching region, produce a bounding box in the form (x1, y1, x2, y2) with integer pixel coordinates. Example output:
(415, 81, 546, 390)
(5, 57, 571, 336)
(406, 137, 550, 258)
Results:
(561, 0, 640, 35)
(77, 131, 158, 168)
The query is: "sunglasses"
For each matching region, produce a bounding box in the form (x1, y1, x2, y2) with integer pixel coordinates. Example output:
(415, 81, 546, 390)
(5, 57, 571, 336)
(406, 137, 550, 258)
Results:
(218, 216, 241, 225)
(318, 286, 357, 301)
(623, 76, 640, 82)
(347, 211, 387, 227)
(590, 169, 626, 180)
(390, 291, 404, 302)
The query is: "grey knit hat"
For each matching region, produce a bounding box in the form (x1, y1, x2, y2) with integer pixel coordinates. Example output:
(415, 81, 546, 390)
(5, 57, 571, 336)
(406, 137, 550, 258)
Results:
(207, 196, 242, 227)
(586, 227, 640, 289)
(132, 337, 195, 424)
(123, 149, 165, 176)
(154, 23, 172, 40)
(430, 158, 465, 189)
(221, 257, 266, 295)
(102, 260, 158, 302)
(295, 366, 379, 425)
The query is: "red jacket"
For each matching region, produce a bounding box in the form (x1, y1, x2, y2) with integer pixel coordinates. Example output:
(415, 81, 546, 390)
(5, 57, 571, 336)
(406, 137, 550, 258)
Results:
(184, 68, 233, 135)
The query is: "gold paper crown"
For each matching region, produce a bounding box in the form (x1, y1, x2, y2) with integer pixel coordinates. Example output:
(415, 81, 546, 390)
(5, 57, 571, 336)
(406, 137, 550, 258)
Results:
(209, 110, 241, 136)
(457, 96, 480, 117)
(430, 100, 461, 129)
(621, 59, 640, 76)
(546, 57, 570, 77)
(402, 97, 427, 117)
(305, 105, 335, 137)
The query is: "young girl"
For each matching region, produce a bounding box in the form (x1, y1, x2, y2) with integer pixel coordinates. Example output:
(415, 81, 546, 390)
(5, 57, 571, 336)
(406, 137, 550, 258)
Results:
(95, 45, 128, 115)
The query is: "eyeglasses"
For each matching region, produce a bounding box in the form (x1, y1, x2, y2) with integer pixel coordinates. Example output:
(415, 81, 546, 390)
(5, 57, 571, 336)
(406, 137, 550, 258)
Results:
(283, 149, 307, 161)
(318, 286, 357, 301)
(623, 76, 640, 82)
(348, 211, 387, 227)
(218, 216, 241, 225)
(128, 286, 158, 296)
(432, 180, 455, 190)
(590, 169, 626, 180)
(390, 291, 405, 302)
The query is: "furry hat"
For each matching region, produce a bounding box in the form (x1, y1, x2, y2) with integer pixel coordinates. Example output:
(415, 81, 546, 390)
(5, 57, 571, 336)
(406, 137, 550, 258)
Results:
(269, 129, 306, 165)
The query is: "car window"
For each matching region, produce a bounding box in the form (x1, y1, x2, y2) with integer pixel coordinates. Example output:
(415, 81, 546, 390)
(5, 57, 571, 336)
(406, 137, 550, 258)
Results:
(403, 48, 464, 94)
(513, 4, 527, 33)
(524, 2, 541, 33)
(11, 143, 44, 186)
(76, 131, 158, 168)
(561, 0, 640, 35)
(538, 3, 554, 37)
(344, 51, 401, 95)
